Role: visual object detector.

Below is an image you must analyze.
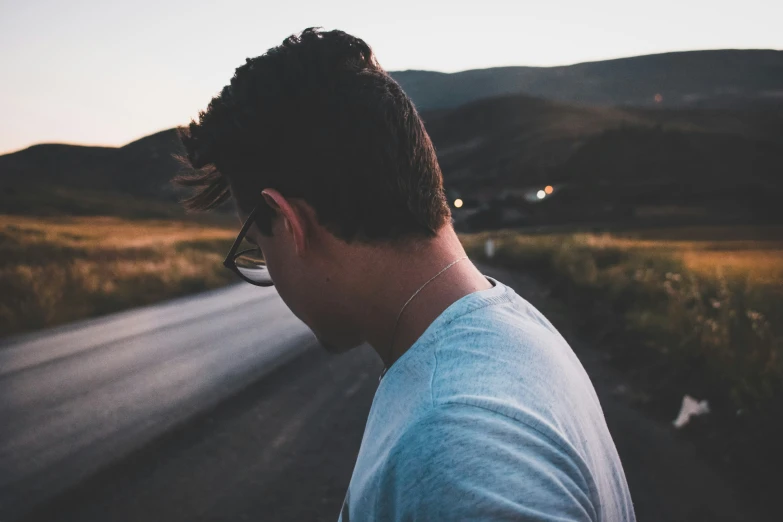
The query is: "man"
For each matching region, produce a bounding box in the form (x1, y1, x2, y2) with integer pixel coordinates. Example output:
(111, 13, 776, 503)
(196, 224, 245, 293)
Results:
(174, 27, 635, 521)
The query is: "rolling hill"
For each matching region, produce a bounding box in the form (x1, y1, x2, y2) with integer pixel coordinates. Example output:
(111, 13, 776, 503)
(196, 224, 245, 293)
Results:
(0, 129, 190, 217)
(424, 94, 783, 188)
(391, 49, 783, 110)
(1, 49, 782, 225)
(422, 93, 783, 226)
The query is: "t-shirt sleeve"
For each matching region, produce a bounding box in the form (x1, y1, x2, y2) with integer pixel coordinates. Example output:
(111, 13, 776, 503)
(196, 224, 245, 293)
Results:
(374, 403, 597, 521)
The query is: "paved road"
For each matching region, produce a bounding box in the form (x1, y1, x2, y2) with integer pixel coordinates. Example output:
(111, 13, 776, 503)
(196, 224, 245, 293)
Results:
(0, 284, 330, 521)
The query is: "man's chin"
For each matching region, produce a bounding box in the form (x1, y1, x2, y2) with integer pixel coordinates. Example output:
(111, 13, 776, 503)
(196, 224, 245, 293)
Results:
(315, 335, 361, 355)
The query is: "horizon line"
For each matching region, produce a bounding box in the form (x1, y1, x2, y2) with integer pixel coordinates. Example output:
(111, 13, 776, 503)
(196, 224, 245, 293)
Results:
(2, 46, 780, 156)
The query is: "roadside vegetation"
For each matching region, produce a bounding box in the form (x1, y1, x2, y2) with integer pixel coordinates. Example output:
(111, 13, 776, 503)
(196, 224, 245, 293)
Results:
(461, 225, 783, 497)
(0, 215, 238, 338)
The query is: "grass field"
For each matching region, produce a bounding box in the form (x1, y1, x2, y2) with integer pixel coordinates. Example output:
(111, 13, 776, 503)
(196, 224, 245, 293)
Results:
(4, 216, 780, 413)
(461, 225, 783, 489)
(0, 215, 238, 338)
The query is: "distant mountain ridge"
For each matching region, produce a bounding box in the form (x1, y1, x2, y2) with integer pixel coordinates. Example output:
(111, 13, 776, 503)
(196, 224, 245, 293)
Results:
(0, 129, 187, 217)
(0, 129, 182, 197)
(391, 49, 783, 110)
(423, 93, 783, 192)
(420, 93, 783, 226)
(2, 49, 782, 220)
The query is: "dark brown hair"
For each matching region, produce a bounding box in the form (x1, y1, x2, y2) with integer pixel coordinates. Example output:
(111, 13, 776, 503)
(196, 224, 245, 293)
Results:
(174, 27, 451, 242)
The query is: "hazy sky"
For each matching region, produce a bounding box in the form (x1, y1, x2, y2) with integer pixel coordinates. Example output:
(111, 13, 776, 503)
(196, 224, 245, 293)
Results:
(1, 0, 781, 154)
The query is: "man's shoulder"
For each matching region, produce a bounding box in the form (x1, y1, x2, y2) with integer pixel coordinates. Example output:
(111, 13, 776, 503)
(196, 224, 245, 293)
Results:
(432, 279, 572, 367)
(375, 402, 598, 521)
(425, 284, 617, 483)
(428, 287, 598, 424)
(389, 401, 584, 473)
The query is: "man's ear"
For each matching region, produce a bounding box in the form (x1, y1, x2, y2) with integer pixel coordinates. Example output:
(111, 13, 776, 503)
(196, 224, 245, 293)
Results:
(261, 189, 308, 255)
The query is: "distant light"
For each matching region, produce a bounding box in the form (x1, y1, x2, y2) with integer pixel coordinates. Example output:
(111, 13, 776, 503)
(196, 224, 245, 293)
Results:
(654, 93, 663, 103)
(536, 190, 546, 200)
(454, 198, 464, 208)
(544, 185, 554, 195)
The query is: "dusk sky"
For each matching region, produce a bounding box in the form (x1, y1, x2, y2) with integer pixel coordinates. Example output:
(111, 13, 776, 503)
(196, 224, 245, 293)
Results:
(1, 0, 781, 154)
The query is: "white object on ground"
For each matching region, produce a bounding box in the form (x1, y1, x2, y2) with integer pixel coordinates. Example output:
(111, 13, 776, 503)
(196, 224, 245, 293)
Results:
(673, 395, 710, 429)
(485, 239, 496, 259)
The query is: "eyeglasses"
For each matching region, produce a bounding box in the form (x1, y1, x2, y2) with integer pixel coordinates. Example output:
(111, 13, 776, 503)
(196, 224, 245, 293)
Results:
(223, 203, 274, 287)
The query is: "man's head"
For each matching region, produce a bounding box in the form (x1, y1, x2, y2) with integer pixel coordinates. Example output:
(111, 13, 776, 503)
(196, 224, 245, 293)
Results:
(174, 27, 452, 351)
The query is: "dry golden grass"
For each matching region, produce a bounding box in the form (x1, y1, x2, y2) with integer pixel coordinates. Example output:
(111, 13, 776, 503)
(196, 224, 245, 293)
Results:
(461, 225, 783, 411)
(465, 226, 783, 287)
(680, 250, 783, 284)
(0, 215, 235, 248)
(598, 225, 783, 282)
(0, 215, 239, 338)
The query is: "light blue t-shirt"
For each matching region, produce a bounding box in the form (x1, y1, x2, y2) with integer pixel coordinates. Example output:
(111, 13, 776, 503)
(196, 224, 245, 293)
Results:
(339, 276, 636, 521)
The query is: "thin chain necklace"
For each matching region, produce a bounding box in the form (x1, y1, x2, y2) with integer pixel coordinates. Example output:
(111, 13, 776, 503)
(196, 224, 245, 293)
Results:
(379, 256, 468, 382)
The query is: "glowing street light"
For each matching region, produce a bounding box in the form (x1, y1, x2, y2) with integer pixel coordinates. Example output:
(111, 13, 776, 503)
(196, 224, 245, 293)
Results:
(454, 198, 464, 208)
(536, 190, 546, 200)
(544, 185, 554, 195)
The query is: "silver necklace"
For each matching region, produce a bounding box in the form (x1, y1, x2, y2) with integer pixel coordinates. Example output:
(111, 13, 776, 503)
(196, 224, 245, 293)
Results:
(379, 256, 468, 382)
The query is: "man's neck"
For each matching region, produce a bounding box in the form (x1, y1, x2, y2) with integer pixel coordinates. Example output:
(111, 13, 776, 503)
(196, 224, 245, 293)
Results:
(345, 227, 492, 369)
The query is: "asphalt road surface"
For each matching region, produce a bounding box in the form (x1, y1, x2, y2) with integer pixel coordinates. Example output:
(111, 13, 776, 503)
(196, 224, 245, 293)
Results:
(0, 284, 349, 521)
(0, 268, 766, 521)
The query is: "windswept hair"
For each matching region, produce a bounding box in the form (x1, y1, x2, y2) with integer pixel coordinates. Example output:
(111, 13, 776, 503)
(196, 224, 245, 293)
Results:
(173, 27, 450, 242)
